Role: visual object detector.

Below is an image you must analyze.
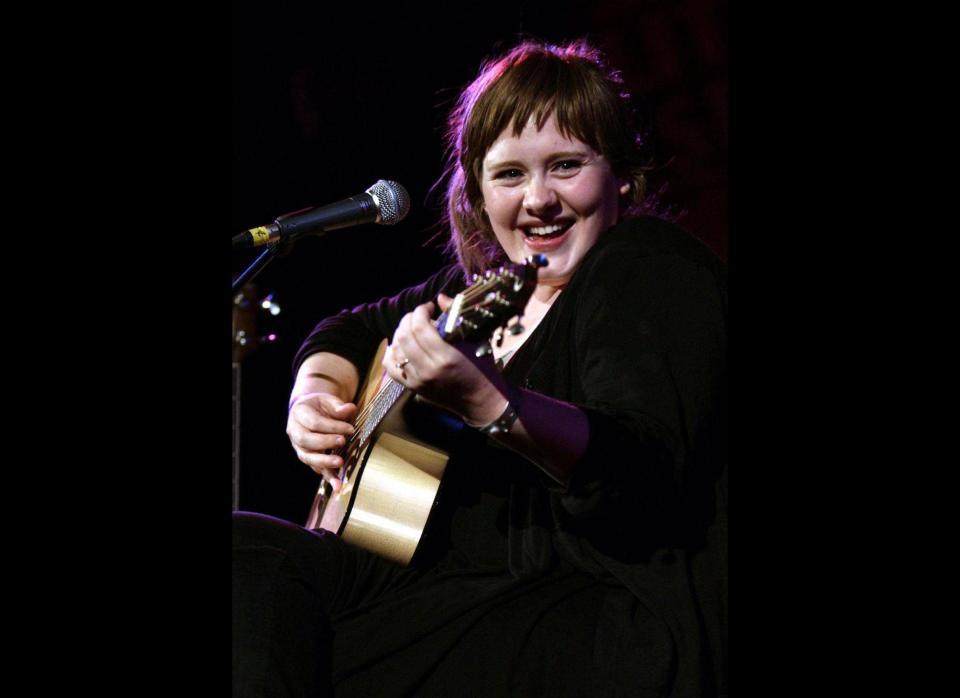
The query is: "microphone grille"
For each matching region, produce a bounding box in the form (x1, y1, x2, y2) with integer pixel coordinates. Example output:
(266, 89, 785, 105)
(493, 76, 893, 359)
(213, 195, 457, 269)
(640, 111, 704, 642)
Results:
(367, 179, 411, 225)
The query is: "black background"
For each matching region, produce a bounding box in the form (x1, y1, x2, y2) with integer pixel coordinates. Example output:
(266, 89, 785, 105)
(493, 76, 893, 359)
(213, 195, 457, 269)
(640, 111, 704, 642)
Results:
(29, 0, 899, 692)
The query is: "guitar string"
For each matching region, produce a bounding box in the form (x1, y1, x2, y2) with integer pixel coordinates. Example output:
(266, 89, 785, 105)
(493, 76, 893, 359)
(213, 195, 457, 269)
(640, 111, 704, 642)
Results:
(340, 270, 527, 445)
(340, 277, 498, 440)
(340, 277, 501, 446)
(331, 266, 533, 466)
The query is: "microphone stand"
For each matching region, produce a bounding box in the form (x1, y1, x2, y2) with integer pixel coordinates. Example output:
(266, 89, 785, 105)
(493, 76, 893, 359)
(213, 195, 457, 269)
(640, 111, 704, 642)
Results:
(231, 237, 290, 512)
(232, 240, 286, 292)
(232, 202, 325, 290)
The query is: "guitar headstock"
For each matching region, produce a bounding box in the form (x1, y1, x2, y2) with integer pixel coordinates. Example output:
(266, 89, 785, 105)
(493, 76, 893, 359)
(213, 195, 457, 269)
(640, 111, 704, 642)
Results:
(438, 254, 548, 344)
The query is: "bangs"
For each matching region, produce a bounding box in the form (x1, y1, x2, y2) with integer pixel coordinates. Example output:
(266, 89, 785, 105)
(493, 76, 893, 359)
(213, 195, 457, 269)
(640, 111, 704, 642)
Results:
(462, 51, 616, 168)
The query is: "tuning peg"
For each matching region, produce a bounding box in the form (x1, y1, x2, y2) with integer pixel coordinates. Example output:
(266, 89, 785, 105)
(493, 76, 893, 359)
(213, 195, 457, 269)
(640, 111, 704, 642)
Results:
(258, 333, 278, 344)
(475, 342, 493, 358)
(524, 254, 548, 268)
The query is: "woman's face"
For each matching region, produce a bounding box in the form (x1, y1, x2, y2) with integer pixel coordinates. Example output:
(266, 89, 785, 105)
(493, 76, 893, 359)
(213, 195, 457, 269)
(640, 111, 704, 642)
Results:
(480, 113, 628, 290)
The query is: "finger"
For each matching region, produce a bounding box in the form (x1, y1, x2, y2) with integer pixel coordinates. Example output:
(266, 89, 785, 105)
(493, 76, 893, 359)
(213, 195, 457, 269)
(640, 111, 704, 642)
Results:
(316, 466, 344, 494)
(384, 341, 410, 369)
(383, 348, 415, 387)
(324, 475, 343, 494)
(388, 312, 413, 359)
(392, 331, 429, 375)
(290, 405, 355, 436)
(410, 303, 452, 357)
(391, 312, 436, 373)
(294, 447, 344, 474)
(402, 303, 445, 360)
(296, 455, 344, 493)
(317, 394, 358, 420)
(383, 342, 413, 379)
(293, 393, 358, 421)
(295, 431, 349, 453)
(436, 293, 454, 312)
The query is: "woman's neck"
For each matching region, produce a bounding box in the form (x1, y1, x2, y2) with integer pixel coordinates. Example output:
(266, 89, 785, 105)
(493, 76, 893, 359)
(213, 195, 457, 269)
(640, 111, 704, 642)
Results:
(532, 283, 563, 304)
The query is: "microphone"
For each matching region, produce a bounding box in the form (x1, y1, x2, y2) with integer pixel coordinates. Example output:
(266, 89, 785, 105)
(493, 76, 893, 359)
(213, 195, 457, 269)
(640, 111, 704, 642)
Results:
(232, 179, 411, 249)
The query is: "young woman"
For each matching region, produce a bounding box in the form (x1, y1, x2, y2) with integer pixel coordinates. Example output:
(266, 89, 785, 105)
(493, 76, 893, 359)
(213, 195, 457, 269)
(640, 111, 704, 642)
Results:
(235, 39, 727, 697)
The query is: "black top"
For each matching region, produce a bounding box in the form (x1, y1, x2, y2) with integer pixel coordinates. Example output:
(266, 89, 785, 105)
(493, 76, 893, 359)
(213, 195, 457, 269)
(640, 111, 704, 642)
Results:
(294, 216, 727, 697)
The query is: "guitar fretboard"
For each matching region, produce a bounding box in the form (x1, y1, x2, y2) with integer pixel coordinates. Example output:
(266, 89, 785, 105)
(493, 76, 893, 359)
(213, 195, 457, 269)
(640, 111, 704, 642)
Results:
(359, 377, 407, 446)
(347, 257, 544, 455)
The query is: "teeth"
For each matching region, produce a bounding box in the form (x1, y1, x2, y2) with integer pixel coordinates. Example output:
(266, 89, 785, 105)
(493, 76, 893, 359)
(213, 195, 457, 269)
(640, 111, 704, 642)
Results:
(526, 224, 565, 236)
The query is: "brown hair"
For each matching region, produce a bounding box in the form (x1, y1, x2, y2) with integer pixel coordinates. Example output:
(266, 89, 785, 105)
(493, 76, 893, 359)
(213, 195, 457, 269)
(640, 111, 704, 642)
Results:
(439, 38, 651, 276)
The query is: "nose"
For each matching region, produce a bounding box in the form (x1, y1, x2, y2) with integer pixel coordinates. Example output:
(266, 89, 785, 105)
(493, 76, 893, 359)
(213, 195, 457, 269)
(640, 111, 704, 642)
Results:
(522, 175, 558, 215)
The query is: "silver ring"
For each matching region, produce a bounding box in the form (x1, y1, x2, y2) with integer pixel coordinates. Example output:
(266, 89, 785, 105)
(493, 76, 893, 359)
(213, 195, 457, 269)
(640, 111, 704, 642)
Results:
(396, 358, 410, 370)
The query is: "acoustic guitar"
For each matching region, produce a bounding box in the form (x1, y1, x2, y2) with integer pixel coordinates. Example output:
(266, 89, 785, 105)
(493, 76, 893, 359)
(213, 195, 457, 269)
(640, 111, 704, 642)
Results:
(305, 255, 546, 564)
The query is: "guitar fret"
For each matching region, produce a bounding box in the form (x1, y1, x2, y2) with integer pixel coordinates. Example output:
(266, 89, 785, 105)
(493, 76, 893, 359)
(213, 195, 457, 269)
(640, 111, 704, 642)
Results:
(360, 378, 406, 445)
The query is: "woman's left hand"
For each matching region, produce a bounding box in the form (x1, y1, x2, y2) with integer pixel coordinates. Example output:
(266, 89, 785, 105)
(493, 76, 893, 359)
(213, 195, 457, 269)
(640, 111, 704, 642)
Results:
(382, 294, 508, 426)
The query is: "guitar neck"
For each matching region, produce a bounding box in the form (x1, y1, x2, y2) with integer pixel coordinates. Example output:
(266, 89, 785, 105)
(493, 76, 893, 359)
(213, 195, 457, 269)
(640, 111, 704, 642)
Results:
(357, 375, 408, 445)
(353, 313, 451, 446)
(349, 256, 545, 454)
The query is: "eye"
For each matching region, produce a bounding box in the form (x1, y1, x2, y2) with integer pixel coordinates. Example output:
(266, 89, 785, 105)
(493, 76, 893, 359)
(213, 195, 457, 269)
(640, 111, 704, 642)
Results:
(553, 159, 583, 173)
(493, 168, 523, 180)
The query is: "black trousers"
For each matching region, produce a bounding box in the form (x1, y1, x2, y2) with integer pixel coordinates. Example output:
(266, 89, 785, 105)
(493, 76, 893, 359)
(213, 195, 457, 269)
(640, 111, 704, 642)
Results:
(233, 512, 672, 697)
(232, 512, 420, 698)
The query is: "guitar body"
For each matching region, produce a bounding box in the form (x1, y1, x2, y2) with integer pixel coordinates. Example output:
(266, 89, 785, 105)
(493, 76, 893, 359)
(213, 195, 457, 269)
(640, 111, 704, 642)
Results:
(305, 341, 457, 565)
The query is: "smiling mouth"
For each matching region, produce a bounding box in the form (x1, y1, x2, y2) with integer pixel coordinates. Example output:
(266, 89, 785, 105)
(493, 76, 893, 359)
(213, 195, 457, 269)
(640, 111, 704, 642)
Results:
(521, 222, 572, 240)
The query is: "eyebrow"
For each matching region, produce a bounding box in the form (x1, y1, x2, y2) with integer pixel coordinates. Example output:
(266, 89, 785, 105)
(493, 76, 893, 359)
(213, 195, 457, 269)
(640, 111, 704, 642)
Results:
(484, 150, 593, 170)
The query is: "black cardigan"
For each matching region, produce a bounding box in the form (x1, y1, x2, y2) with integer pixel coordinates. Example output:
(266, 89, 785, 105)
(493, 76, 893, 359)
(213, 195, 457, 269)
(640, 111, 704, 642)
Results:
(293, 216, 727, 697)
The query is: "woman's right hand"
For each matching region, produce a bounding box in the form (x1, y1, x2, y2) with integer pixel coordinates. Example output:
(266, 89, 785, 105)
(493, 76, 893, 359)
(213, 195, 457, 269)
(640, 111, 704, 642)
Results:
(286, 392, 357, 493)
